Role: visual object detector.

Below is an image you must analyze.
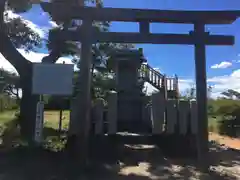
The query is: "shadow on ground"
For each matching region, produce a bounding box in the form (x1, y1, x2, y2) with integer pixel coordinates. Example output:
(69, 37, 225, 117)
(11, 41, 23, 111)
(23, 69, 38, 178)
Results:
(0, 123, 239, 180)
(0, 136, 239, 180)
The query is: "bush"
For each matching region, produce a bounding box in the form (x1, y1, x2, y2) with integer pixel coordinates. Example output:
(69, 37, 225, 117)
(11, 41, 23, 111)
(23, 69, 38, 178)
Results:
(209, 99, 240, 137)
(0, 95, 18, 112)
(44, 95, 70, 110)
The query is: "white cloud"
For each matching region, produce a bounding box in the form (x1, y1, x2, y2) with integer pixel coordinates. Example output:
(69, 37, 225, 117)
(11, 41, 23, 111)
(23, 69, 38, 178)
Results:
(25, 19, 46, 38)
(144, 82, 157, 95)
(144, 78, 194, 96)
(208, 69, 240, 97)
(5, 10, 19, 19)
(178, 79, 194, 92)
(4, 10, 45, 38)
(0, 11, 74, 73)
(49, 21, 59, 28)
(0, 54, 17, 73)
(0, 49, 74, 74)
(153, 67, 161, 72)
(177, 72, 240, 99)
(211, 61, 232, 69)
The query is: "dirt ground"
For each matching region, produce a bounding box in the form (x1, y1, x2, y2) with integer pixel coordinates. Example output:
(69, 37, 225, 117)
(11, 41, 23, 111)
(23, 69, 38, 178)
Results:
(0, 133, 240, 180)
(107, 133, 240, 180)
(98, 133, 240, 180)
(208, 132, 240, 179)
(209, 132, 240, 150)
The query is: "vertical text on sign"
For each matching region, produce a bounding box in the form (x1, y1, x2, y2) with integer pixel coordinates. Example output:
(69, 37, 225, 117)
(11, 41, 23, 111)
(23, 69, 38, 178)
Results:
(35, 101, 44, 144)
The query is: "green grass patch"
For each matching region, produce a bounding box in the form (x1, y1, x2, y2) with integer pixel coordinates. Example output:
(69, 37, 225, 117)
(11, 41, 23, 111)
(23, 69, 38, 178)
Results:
(208, 116, 222, 133)
(0, 110, 70, 131)
(43, 110, 70, 130)
(0, 110, 70, 151)
(0, 110, 16, 125)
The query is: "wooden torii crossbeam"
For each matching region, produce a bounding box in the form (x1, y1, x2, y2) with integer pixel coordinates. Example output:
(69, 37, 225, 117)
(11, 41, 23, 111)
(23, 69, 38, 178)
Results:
(48, 29, 234, 45)
(41, 2, 240, 169)
(41, 3, 240, 24)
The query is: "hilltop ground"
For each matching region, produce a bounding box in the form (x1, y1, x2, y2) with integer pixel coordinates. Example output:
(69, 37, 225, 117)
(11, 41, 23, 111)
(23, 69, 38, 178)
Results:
(0, 111, 240, 179)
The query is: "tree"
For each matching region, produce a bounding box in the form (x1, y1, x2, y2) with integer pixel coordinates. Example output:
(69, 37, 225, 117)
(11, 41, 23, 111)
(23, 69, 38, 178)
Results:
(207, 85, 213, 99)
(0, 68, 20, 111)
(221, 89, 240, 99)
(0, 68, 20, 102)
(46, 0, 135, 101)
(180, 85, 213, 100)
(0, 0, 103, 142)
(180, 85, 196, 100)
(0, 0, 46, 142)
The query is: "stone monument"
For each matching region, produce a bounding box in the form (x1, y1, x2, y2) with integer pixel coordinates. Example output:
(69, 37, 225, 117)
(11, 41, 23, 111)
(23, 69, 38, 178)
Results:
(110, 49, 147, 132)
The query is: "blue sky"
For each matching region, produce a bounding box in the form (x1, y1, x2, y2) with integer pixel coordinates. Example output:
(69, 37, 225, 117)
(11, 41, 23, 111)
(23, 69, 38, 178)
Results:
(1, 0, 240, 97)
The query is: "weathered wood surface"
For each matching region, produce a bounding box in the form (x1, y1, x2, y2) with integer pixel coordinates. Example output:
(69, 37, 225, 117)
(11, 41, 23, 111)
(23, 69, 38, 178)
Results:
(90, 99, 199, 135)
(194, 22, 209, 165)
(93, 99, 104, 135)
(179, 101, 190, 135)
(107, 92, 117, 134)
(91, 98, 198, 135)
(150, 98, 198, 135)
(41, 2, 240, 24)
(49, 30, 234, 45)
(190, 101, 198, 134)
(151, 92, 165, 134)
(166, 100, 177, 134)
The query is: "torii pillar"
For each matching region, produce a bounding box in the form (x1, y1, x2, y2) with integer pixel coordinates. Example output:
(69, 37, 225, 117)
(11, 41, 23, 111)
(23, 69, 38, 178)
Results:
(192, 22, 209, 169)
(67, 0, 93, 166)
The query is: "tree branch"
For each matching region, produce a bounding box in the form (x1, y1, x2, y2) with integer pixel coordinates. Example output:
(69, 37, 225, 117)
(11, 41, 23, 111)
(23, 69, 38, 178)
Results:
(0, 0, 29, 75)
(0, 31, 29, 75)
(5, 85, 17, 96)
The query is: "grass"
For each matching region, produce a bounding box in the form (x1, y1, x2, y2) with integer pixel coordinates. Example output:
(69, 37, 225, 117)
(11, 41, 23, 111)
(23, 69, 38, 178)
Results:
(0, 110, 70, 130)
(0, 110, 233, 148)
(0, 110, 71, 151)
(0, 110, 224, 134)
(0, 110, 16, 125)
(43, 110, 70, 130)
(0, 111, 17, 140)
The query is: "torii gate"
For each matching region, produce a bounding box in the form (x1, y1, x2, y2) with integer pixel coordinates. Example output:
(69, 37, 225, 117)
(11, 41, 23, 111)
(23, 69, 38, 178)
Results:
(41, 2, 240, 168)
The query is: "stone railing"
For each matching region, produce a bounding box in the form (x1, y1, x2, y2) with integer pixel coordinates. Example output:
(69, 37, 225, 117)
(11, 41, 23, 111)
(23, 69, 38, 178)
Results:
(91, 91, 197, 135)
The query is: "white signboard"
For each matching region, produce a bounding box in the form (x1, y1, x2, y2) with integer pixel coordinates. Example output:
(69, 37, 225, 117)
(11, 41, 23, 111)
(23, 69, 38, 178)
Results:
(32, 63, 74, 95)
(35, 101, 44, 144)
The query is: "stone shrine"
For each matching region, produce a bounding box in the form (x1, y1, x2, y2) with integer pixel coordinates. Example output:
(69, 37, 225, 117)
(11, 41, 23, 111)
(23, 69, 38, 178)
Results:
(111, 49, 146, 132)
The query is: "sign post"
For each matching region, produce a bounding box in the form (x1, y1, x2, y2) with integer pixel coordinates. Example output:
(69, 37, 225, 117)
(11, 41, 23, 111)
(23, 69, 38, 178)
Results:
(58, 61, 65, 135)
(0, 67, 5, 92)
(34, 98, 44, 144)
(32, 63, 74, 145)
(0, 68, 5, 112)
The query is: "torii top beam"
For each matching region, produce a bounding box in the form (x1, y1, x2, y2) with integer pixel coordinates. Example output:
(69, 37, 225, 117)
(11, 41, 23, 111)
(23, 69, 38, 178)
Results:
(41, 2, 240, 24)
